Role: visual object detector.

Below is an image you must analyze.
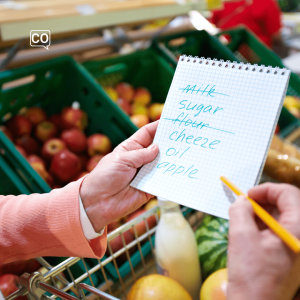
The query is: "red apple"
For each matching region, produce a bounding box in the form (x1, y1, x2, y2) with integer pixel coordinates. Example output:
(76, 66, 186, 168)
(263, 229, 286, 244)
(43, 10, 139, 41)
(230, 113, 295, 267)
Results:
(0, 274, 20, 297)
(0, 126, 13, 141)
(148, 103, 164, 121)
(87, 134, 112, 156)
(107, 220, 121, 232)
(27, 155, 46, 168)
(25, 107, 46, 125)
(130, 114, 149, 128)
(50, 149, 81, 183)
(116, 82, 134, 102)
(35, 121, 57, 142)
(106, 230, 136, 263)
(15, 135, 40, 155)
(49, 114, 62, 131)
(72, 171, 88, 181)
(41, 138, 66, 161)
(61, 107, 88, 131)
(47, 174, 54, 188)
(15, 146, 27, 158)
(117, 98, 132, 115)
(6, 115, 32, 137)
(30, 162, 54, 187)
(133, 87, 151, 106)
(78, 154, 89, 171)
(0, 259, 40, 277)
(61, 129, 87, 153)
(86, 155, 104, 172)
(127, 209, 156, 237)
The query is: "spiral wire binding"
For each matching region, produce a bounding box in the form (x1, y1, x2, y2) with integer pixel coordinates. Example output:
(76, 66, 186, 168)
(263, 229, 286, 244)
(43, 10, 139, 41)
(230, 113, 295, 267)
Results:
(179, 55, 288, 75)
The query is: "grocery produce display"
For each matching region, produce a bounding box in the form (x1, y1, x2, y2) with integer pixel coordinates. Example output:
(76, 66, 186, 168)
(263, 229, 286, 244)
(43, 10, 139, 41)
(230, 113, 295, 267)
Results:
(82, 47, 174, 132)
(195, 215, 229, 280)
(264, 135, 300, 187)
(0, 106, 112, 189)
(104, 83, 164, 128)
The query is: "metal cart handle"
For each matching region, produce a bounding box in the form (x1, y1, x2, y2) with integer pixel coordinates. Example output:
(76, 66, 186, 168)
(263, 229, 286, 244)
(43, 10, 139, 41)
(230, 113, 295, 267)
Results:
(18, 272, 119, 300)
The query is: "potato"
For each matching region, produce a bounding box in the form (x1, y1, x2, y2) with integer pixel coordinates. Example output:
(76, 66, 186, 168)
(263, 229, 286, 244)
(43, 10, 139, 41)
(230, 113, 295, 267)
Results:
(282, 142, 300, 160)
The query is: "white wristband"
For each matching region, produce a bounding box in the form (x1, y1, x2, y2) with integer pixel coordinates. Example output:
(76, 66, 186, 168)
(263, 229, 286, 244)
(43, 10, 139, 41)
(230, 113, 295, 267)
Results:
(79, 194, 104, 240)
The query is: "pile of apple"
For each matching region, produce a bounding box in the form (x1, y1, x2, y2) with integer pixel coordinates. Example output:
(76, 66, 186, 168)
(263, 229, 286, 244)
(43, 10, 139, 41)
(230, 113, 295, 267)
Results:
(0, 106, 112, 188)
(104, 82, 164, 128)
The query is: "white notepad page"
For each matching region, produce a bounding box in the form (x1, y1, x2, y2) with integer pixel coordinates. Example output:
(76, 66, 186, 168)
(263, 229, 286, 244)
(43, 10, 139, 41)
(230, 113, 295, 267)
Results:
(131, 56, 291, 219)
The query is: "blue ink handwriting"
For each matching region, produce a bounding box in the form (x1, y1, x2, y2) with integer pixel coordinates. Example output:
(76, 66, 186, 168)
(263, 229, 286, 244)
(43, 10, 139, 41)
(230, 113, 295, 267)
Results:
(164, 113, 235, 135)
(178, 84, 229, 98)
(157, 161, 198, 179)
(169, 129, 220, 149)
(179, 100, 223, 117)
(166, 147, 190, 158)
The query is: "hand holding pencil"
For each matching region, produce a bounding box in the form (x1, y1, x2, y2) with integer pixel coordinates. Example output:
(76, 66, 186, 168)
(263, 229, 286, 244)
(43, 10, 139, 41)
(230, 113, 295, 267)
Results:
(221, 176, 300, 253)
(227, 182, 300, 300)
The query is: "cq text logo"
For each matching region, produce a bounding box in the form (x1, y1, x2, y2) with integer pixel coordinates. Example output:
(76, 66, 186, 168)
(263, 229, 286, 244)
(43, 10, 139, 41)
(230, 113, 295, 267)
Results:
(30, 30, 51, 50)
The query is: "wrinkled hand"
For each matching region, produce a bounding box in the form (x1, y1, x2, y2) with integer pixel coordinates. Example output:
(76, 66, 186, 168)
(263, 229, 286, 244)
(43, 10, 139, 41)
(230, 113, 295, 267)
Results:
(228, 183, 300, 300)
(80, 121, 159, 232)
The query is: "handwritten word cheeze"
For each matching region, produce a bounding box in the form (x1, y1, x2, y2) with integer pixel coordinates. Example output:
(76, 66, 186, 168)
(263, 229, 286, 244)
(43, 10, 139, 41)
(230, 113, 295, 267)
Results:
(169, 129, 220, 149)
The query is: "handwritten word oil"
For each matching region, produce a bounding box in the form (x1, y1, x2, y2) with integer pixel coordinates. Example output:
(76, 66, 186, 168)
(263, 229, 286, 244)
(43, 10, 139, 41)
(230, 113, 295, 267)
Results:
(155, 199, 201, 300)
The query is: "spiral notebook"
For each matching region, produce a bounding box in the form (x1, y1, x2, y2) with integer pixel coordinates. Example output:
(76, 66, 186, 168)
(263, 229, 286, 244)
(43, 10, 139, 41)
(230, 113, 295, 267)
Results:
(131, 56, 291, 219)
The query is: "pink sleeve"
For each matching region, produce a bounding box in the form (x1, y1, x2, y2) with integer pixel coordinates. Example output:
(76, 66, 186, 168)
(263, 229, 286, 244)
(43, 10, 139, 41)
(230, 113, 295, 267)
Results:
(0, 178, 107, 264)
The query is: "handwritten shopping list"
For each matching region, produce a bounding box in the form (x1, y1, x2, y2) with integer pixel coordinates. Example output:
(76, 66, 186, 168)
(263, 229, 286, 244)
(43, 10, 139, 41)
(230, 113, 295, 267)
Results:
(131, 57, 290, 219)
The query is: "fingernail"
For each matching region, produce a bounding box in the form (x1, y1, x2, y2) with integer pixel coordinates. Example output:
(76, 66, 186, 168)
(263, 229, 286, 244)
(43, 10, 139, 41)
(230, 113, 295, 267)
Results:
(148, 143, 157, 150)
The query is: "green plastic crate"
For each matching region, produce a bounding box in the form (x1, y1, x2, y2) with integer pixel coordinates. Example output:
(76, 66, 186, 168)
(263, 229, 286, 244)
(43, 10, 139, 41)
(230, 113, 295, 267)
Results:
(83, 47, 175, 106)
(153, 29, 238, 68)
(0, 131, 32, 195)
(0, 56, 136, 194)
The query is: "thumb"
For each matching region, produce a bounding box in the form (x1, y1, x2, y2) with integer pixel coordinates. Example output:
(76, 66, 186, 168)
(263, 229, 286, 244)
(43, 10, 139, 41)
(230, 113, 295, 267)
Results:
(121, 143, 159, 169)
(229, 196, 259, 242)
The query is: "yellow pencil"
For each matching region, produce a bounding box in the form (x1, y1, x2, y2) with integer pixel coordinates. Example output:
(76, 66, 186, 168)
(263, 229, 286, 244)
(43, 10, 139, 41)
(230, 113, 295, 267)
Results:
(220, 176, 300, 254)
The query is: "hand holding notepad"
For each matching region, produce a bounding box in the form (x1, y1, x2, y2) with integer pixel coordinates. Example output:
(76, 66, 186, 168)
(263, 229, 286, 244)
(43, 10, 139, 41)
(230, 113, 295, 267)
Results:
(131, 56, 291, 219)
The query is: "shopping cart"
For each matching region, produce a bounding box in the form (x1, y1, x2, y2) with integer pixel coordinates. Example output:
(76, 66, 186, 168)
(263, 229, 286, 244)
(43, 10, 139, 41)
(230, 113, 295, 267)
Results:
(5, 206, 204, 300)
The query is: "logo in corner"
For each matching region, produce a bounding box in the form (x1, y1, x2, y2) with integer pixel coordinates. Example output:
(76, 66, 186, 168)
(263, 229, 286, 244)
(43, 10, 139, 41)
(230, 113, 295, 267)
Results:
(30, 30, 51, 50)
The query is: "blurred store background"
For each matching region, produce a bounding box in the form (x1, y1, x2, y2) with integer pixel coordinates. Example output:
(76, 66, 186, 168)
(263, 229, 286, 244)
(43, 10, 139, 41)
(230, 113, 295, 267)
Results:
(0, 0, 299, 73)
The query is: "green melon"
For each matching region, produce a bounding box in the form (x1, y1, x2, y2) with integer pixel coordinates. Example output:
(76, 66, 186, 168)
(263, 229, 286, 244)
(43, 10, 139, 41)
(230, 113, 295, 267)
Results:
(195, 215, 229, 280)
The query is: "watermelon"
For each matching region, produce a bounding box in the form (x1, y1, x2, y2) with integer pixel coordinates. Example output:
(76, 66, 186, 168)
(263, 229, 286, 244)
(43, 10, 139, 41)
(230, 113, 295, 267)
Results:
(195, 215, 229, 280)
